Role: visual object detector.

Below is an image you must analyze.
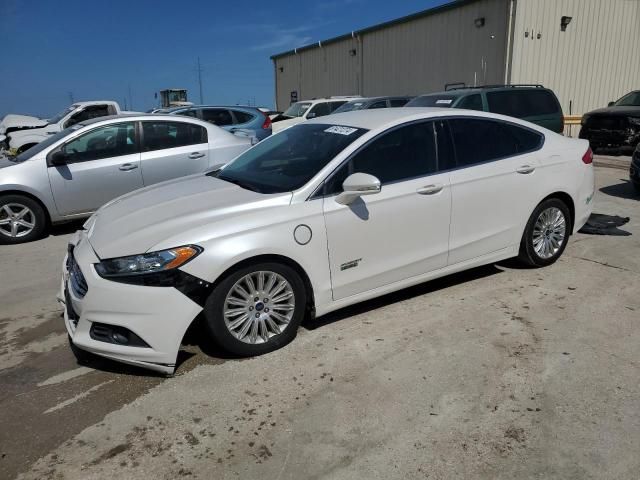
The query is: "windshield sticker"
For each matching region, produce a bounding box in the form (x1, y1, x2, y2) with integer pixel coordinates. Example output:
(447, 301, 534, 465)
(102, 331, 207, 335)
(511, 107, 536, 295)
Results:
(325, 126, 358, 135)
(435, 99, 453, 105)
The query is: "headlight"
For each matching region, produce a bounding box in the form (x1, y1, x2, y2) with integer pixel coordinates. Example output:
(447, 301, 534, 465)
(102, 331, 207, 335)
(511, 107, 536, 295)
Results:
(95, 245, 202, 278)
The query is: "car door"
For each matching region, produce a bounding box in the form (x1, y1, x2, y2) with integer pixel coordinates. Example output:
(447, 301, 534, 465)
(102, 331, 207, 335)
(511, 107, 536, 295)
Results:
(47, 121, 143, 216)
(139, 120, 209, 185)
(322, 120, 451, 300)
(444, 117, 545, 265)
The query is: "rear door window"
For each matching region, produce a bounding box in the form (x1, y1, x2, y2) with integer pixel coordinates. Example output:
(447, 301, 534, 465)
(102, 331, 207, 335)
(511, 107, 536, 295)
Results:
(389, 98, 410, 107)
(201, 108, 233, 126)
(142, 121, 207, 152)
(369, 100, 387, 109)
(447, 118, 543, 167)
(486, 90, 560, 117)
(457, 94, 484, 111)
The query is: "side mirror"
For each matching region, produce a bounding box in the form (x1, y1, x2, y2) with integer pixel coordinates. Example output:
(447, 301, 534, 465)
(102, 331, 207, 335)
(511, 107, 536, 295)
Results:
(608, 101, 615, 107)
(49, 150, 68, 166)
(336, 172, 381, 205)
(306, 112, 316, 119)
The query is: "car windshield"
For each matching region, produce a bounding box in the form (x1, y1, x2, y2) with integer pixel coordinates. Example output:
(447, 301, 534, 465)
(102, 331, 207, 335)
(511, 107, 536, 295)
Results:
(13, 124, 84, 163)
(333, 101, 369, 113)
(406, 95, 459, 107)
(282, 102, 312, 118)
(214, 123, 367, 194)
(47, 105, 78, 124)
(614, 91, 640, 107)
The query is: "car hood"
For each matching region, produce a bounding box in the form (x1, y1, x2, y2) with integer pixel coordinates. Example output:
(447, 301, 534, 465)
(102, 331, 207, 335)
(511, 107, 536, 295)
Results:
(0, 114, 47, 133)
(586, 106, 640, 117)
(87, 174, 292, 259)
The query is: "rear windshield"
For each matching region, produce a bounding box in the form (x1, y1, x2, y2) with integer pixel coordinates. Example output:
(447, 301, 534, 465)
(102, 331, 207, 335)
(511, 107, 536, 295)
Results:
(333, 101, 368, 113)
(214, 123, 367, 194)
(487, 90, 560, 117)
(406, 95, 458, 108)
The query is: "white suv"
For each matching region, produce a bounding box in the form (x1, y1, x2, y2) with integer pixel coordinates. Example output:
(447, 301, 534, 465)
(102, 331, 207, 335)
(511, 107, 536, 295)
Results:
(271, 97, 360, 133)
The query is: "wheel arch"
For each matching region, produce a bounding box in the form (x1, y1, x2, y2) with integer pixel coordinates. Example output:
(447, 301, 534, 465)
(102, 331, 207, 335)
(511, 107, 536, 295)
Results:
(208, 253, 316, 318)
(540, 191, 575, 233)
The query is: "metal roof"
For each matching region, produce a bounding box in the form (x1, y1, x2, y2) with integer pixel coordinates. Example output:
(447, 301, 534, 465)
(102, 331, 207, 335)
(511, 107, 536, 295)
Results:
(270, 0, 480, 60)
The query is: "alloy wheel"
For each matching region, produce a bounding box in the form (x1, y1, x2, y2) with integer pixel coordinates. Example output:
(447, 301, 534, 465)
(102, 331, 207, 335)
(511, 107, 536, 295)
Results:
(0, 203, 36, 238)
(223, 271, 296, 344)
(532, 206, 566, 259)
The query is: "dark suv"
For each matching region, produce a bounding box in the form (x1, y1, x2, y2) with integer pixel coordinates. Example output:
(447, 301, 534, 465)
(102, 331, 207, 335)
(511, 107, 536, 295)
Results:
(580, 90, 640, 156)
(407, 84, 564, 133)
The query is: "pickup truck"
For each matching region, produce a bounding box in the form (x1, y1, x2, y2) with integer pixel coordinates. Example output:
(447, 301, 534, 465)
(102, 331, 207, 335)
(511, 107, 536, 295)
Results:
(0, 101, 135, 155)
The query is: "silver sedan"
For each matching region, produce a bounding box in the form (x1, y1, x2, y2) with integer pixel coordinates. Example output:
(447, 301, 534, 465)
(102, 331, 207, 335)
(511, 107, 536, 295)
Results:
(0, 114, 253, 244)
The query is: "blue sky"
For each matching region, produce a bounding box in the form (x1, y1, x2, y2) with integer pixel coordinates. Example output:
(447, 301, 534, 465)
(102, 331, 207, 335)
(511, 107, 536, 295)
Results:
(0, 0, 447, 118)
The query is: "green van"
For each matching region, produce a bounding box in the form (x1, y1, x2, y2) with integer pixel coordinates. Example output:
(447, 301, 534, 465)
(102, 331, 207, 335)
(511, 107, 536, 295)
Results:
(407, 84, 564, 133)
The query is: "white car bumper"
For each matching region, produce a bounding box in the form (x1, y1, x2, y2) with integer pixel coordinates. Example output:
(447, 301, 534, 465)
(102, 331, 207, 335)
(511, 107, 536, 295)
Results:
(58, 231, 204, 374)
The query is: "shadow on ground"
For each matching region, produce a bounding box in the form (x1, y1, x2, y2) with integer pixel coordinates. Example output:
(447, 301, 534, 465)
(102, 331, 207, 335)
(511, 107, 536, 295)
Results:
(600, 179, 639, 201)
(303, 264, 503, 331)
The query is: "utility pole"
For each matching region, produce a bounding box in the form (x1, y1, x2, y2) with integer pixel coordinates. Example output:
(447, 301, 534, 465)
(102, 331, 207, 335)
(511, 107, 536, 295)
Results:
(196, 57, 204, 104)
(128, 84, 133, 110)
(68, 92, 74, 104)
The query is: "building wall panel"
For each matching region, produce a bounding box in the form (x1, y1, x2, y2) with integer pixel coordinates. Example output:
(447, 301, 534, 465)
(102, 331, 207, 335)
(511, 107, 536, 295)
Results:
(510, 0, 640, 115)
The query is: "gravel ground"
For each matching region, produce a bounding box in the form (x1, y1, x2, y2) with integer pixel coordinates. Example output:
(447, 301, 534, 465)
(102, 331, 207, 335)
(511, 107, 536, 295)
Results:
(0, 163, 638, 480)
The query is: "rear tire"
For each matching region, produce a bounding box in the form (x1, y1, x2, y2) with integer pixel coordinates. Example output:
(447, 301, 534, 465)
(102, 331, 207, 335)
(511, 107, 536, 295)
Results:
(203, 262, 307, 357)
(0, 194, 47, 244)
(518, 198, 571, 267)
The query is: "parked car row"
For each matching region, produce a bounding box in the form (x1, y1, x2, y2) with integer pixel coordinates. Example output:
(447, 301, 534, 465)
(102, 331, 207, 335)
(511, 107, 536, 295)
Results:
(58, 107, 595, 373)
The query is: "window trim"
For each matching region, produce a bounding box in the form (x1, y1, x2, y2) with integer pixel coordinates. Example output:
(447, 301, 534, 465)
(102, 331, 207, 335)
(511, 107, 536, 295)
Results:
(47, 121, 140, 166)
(443, 115, 545, 171)
(139, 120, 208, 153)
(308, 118, 441, 200)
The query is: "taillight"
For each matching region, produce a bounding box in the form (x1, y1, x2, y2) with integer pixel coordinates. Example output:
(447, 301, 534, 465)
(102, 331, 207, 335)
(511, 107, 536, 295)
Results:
(261, 114, 272, 130)
(582, 147, 593, 164)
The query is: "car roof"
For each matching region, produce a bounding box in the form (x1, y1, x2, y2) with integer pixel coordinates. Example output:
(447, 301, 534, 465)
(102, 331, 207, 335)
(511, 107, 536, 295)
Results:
(305, 107, 549, 132)
(418, 85, 551, 98)
(75, 114, 213, 127)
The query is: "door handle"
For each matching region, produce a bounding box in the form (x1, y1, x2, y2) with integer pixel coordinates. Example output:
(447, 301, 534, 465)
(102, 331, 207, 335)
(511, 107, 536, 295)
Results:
(516, 165, 535, 174)
(416, 184, 444, 195)
(119, 163, 138, 171)
(189, 152, 205, 159)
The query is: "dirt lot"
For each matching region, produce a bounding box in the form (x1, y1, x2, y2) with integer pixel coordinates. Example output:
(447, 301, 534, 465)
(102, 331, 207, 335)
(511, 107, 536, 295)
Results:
(0, 163, 638, 480)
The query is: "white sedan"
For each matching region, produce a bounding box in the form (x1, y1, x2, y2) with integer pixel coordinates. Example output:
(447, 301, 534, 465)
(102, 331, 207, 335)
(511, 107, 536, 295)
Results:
(60, 108, 595, 373)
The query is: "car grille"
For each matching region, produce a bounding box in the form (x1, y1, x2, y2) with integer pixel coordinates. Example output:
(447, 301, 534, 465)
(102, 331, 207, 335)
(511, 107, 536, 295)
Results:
(587, 116, 627, 130)
(67, 249, 88, 298)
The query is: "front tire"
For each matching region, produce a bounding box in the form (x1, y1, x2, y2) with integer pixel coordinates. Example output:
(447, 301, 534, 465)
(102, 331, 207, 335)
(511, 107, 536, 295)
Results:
(518, 198, 571, 267)
(203, 262, 307, 356)
(0, 194, 47, 244)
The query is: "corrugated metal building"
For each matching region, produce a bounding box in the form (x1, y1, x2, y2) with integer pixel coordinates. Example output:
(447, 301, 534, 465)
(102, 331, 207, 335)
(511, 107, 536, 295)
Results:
(271, 0, 640, 116)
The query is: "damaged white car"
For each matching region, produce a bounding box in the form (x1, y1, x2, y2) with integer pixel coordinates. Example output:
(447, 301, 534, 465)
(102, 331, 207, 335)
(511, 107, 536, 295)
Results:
(60, 108, 594, 374)
(0, 100, 135, 155)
